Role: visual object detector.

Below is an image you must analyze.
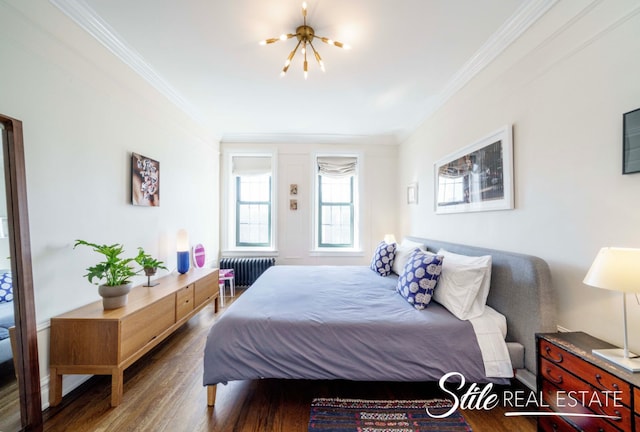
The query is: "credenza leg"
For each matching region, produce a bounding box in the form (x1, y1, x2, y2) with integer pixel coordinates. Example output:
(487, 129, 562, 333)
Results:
(111, 369, 124, 407)
(207, 385, 217, 406)
(49, 368, 63, 406)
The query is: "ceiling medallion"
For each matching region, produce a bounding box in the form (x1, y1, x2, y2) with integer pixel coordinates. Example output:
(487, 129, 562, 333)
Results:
(260, 2, 350, 79)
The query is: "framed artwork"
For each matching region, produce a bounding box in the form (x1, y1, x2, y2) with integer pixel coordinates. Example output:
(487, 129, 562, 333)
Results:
(623, 107, 640, 174)
(131, 152, 160, 206)
(290, 199, 298, 210)
(407, 183, 418, 204)
(290, 184, 298, 195)
(434, 125, 513, 214)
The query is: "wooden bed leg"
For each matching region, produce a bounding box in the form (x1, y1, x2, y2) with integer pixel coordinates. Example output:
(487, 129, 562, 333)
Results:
(207, 385, 217, 406)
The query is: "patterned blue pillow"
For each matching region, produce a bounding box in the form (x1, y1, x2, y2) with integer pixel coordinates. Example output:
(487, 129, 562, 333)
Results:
(370, 241, 396, 276)
(0, 271, 12, 303)
(396, 250, 443, 309)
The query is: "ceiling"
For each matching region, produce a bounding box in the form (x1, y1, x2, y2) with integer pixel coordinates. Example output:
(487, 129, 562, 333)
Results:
(51, 0, 554, 144)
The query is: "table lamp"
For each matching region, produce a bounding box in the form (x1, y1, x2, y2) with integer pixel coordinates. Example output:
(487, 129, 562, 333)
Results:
(177, 229, 190, 274)
(583, 247, 640, 372)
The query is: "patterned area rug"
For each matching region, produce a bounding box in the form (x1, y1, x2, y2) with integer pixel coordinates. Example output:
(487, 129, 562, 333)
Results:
(308, 398, 472, 432)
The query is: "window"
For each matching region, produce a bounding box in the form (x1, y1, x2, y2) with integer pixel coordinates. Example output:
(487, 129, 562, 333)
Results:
(315, 156, 359, 249)
(230, 155, 274, 249)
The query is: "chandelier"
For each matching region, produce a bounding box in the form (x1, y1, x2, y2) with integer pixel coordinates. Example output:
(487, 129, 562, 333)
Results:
(259, 2, 350, 79)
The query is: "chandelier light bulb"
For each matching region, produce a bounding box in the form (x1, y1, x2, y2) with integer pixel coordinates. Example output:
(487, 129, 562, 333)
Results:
(280, 33, 288, 41)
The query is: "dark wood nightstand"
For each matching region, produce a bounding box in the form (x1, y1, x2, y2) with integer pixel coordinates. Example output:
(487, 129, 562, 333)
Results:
(537, 332, 640, 431)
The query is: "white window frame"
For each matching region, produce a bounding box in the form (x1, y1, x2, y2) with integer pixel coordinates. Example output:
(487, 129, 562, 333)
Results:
(310, 152, 362, 255)
(222, 151, 278, 256)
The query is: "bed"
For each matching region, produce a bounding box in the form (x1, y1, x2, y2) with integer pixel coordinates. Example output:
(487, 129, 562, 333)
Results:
(0, 270, 14, 367)
(203, 238, 556, 404)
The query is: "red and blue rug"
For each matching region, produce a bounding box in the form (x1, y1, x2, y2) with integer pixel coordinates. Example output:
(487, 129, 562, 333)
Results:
(308, 398, 472, 431)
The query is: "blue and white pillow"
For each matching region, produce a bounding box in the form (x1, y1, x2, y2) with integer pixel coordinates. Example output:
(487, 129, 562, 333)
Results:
(0, 271, 12, 303)
(370, 241, 396, 276)
(396, 250, 443, 309)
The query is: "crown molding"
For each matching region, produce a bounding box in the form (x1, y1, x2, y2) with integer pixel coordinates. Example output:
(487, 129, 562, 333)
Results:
(221, 133, 399, 146)
(49, 0, 206, 125)
(398, 0, 557, 143)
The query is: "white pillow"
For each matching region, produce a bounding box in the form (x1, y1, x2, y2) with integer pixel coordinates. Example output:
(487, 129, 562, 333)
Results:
(392, 239, 427, 275)
(435, 249, 492, 319)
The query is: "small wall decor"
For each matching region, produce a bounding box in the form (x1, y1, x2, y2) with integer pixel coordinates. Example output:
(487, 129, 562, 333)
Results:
(290, 184, 298, 195)
(407, 183, 418, 204)
(131, 152, 160, 206)
(434, 125, 513, 214)
(290, 199, 298, 211)
(623, 107, 640, 174)
(193, 243, 206, 268)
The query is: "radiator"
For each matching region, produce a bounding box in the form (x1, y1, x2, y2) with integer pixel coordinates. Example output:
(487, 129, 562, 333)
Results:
(219, 257, 276, 287)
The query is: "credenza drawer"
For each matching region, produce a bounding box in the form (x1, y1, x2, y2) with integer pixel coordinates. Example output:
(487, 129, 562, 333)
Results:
(539, 339, 631, 407)
(194, 272, 217, 306)
(541, 380, 628, 432)
(121, 295, 175, 360)
(538, 410, 581, 432)
(176, 284, 195, 320)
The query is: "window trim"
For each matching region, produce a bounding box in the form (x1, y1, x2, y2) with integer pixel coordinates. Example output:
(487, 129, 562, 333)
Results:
(317, 174, 354, 248)
(223, 151, 278, 253)
(311, 152, 362, 253)
(235, 175, 272, 247)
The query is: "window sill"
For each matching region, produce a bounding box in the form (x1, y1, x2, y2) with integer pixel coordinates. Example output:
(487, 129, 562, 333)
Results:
(309, 249, 364, 257)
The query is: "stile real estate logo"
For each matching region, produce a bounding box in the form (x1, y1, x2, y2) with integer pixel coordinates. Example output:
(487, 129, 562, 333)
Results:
(426, 372, 623, 421)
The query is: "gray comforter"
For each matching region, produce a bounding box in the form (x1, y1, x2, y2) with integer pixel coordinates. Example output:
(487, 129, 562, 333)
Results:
(204, 265, 502, 386)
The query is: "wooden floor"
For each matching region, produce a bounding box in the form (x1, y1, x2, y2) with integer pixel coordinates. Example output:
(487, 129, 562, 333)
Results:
(42, 290, 536, 432)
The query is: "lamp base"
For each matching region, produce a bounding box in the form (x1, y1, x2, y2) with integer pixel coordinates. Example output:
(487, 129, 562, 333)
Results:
(592, 348, 640, 372)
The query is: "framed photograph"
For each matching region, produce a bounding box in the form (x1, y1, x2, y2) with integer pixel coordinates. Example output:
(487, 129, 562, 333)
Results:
(434, 125, 513, 214)
(407, 183, 418, 204)
(290, 199, 298, 211)
(131, 152, 160, 206)
(623, 107, 640, 174)
(290, 184, 298, 195)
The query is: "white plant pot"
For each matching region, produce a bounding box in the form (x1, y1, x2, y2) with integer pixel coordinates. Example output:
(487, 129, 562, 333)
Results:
(98, 283, 132, 310)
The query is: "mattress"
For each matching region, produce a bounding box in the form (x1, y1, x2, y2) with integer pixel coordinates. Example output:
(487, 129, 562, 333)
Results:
(203, 265, 511, 386)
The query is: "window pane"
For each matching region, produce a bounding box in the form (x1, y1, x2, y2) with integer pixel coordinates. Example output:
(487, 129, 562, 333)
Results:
(236, 173, 271, 246)
(320, 175, 352, 203)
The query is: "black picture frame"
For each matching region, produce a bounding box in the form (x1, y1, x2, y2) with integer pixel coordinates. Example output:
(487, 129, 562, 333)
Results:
(623, 107, 640, 174)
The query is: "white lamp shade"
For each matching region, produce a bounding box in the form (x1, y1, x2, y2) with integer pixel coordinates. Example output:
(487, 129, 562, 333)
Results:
(176, 229, 189, 252)
(383, 234, 397, 244)
(583, 247, 640, 293)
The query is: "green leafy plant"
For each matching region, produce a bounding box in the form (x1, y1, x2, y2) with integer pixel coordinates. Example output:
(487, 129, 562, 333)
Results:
(74, 240, 138, 286)
(135, 247, 167, 271)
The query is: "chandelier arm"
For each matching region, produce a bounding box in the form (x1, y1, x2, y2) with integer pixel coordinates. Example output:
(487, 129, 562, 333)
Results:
(308, 41, 325, 72)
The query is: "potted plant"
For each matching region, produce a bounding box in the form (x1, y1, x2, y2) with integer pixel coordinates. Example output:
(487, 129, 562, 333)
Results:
(74, 240, 138, 309)
(135, 247, 167, 286)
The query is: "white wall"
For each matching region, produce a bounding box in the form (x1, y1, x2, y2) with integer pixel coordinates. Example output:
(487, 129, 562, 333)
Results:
(221, 142, 397, 265)
(398, 0, 640, 351)
(0, 0, 219, 403)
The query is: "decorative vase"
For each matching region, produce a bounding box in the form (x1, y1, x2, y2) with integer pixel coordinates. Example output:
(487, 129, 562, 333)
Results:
(98, 283, 132, 310)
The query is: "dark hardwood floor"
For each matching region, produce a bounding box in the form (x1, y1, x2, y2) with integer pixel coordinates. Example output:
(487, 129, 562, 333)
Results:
(42, 289, 536, 432)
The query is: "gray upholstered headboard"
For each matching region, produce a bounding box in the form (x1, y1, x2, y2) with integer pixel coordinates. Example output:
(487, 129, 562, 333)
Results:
(407, 237, 556, 383)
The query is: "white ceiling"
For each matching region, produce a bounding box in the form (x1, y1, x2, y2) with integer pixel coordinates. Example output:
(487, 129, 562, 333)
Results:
(51, 0, 555, 144)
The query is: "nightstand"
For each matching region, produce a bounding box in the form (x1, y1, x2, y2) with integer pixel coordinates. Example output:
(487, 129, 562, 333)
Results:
(537, 332, 640, 431)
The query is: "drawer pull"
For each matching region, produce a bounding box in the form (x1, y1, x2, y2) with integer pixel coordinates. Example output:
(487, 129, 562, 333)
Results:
(595, 373, 620, 391)
(594, 406, 621, 422)
(545, 368, 563, 385)
(551, 422, 558, 432)
(545, 346, 563, 363)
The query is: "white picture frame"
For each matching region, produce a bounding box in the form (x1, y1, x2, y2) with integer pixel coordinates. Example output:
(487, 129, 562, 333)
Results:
(434, 125, 513, 214)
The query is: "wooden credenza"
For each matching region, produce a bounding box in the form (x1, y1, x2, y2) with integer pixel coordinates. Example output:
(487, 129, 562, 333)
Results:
(49, 267, 219, 407)
(537, 332, 640, 432)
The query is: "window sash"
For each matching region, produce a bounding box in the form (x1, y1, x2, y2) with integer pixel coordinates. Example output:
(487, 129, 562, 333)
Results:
(235, 176, 272, 247)
(318, 175, 354, 248)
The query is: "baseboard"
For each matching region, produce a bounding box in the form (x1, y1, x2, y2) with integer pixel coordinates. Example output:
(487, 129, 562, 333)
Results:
(40, 373, 92, 410)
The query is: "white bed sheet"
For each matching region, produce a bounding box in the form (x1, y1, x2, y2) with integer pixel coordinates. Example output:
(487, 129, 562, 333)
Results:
(469, 305, 513, 378)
